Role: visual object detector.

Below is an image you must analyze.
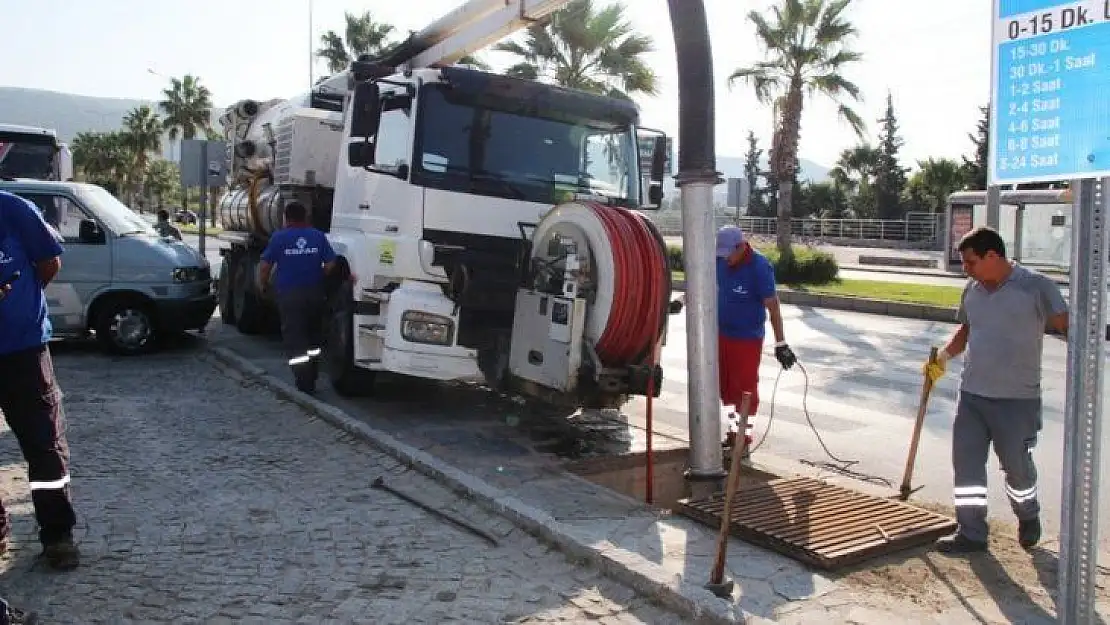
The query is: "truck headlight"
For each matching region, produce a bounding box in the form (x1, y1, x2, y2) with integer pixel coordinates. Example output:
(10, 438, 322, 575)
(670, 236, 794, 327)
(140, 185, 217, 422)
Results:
(172, 267, 207, 283)
(401, 310, 454, 345)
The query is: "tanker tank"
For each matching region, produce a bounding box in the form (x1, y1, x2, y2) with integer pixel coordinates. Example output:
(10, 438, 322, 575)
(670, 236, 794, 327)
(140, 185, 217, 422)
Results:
(216, 182, 286, 239)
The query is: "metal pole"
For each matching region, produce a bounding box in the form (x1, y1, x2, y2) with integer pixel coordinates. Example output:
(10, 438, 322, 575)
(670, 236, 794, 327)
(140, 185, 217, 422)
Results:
(1058, 177, 1108, 625)
(986, 185, 1001, 229)
(308, 0, 314, 88)
(1014, 206, 1024, 263)
(198, 142, 207, 258)
(666, 0, 725, 484)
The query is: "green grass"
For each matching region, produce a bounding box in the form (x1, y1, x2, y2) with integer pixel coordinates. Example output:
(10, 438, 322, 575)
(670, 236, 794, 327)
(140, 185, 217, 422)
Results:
(180, 223, 224, 236)
(671, 272, 962, 308)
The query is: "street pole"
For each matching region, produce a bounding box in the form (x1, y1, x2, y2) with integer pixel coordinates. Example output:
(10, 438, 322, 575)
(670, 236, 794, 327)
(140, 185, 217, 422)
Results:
(308, 0, 315, 89)
(986, 184, 1001, 230)
(666, 0, 725, 487)
(1058, 177, 1108, 624)
(198, 142, 208, 258)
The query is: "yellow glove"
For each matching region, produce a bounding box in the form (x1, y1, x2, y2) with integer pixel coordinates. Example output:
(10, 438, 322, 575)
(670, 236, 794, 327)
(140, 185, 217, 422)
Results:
(922, 349, 949, 385)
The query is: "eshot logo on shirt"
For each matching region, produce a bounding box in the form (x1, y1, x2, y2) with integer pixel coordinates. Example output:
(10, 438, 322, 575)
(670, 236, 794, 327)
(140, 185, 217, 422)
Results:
(0, 249, 10, 266)
(284, 236, 320, 256)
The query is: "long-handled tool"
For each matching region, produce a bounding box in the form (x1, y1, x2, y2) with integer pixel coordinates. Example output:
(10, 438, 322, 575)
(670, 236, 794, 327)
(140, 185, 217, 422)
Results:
(371, 476, 500, 547)
(897, 347, 939, 501)
(706, 392, 752, 599)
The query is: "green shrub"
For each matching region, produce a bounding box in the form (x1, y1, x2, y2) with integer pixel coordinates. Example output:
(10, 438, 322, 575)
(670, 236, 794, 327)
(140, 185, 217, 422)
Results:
(667, 245, 684, 271)
(666, 243, 839, 286)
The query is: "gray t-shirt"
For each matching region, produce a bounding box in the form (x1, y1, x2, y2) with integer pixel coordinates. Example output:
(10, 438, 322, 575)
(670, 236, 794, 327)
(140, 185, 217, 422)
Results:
(958, 264, 1067, 399)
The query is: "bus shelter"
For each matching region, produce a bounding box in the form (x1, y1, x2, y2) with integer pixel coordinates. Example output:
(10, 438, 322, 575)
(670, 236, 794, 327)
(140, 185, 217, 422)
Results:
(945, 189, 1072, 274)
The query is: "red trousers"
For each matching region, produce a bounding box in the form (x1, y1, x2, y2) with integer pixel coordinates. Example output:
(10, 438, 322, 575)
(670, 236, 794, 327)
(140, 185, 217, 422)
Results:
(719, 335, 762, 415)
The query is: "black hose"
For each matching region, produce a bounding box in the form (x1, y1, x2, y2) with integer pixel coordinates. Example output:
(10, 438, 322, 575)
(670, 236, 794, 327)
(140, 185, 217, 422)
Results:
(666, 0, 721, 186)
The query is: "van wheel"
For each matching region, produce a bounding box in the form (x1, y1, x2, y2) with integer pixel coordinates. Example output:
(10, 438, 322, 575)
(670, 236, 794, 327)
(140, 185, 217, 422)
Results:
(233, 260, 264, 335)
(325, 284, 376, 397)
(95, 299, 158, 356)
(218, 256, 236, 325)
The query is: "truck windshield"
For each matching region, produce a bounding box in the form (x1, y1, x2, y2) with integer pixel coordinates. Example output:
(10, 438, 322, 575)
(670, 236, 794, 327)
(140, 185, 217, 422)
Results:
(0, 138, 56, 180)
(413, 84, 640, 208)
(75, 184, 157, 236)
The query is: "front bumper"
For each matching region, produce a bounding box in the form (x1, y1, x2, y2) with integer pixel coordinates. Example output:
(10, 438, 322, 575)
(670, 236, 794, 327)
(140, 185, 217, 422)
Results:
(155, 286, 218, 332)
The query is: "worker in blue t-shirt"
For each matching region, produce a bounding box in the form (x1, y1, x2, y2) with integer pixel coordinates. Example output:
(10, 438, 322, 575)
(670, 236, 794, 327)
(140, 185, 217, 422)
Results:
(0, 191, 81, 576)
(259, 201, 337, 393)
(669, 225, 797, 452)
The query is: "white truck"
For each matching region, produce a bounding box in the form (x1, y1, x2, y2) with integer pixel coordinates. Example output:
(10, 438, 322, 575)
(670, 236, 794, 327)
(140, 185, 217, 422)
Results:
(0, 123, 73, 182)
(214, 0, 673, 409)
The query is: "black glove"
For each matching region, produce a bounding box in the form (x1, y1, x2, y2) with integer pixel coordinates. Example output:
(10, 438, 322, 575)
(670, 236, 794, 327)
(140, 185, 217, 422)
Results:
(774, 343, 797, 370)
(668, 299, 684, 314)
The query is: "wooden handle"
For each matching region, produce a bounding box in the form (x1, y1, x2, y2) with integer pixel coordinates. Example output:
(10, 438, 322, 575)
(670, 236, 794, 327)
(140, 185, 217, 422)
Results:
(900, 346, 940, 492)
(710, 392, 752, 585)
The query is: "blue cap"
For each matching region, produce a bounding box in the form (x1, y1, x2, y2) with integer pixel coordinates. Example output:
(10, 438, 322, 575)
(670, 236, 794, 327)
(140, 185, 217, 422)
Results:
(715, 225, 745, 257)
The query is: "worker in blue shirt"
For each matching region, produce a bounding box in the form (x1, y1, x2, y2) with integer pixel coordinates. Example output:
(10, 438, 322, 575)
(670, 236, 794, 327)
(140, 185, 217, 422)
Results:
(0, 191, 81, 575)
(259, 202, 337, 394)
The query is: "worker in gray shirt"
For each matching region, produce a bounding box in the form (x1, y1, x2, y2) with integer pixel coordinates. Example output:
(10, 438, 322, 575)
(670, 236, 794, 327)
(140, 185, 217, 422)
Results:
(925, 226, 1068, 553)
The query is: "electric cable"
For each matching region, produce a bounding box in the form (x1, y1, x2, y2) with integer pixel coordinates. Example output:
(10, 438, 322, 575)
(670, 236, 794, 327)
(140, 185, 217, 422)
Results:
(748, 359, 894, 488)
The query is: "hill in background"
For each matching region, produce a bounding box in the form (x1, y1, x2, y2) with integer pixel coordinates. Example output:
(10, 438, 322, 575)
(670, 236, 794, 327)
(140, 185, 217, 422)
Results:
(1, 85, 831, 183)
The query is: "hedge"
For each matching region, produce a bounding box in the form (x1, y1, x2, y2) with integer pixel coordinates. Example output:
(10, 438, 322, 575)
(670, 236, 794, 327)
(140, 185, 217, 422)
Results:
(666, 243, 839, 286)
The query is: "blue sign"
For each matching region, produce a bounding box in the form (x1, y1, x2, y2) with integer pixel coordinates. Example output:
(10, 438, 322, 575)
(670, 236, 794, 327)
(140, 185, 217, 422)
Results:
(989, 0, 1110, 184)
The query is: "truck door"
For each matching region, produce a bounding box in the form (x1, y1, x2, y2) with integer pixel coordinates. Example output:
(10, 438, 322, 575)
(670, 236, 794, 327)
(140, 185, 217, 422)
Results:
(14, 191, 112, 333)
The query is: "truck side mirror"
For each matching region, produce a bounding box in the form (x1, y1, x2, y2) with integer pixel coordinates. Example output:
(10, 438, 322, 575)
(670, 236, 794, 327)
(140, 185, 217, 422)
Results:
(348, 141, 377, 168)
(350, 81, 381, 139)
(650, 135, 667, 183)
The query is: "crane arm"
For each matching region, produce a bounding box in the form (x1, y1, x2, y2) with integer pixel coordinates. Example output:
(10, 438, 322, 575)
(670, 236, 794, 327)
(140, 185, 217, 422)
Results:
(386, 0, 571, 69)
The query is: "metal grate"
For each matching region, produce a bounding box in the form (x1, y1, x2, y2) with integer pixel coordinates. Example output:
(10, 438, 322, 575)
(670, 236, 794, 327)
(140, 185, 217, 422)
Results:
(677, 476, 957, 570)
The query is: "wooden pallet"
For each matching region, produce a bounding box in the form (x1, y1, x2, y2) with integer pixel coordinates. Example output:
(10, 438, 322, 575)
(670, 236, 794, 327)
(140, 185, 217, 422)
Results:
(677, 475, 957, 570)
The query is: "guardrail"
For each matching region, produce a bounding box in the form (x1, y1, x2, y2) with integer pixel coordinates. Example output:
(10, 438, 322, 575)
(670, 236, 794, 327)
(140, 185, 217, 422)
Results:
(646, 213, 943, 245)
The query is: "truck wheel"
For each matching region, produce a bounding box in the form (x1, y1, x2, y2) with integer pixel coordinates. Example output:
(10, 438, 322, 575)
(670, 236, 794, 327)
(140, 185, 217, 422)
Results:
(95, 297, 158, 356)
(325, 285, 376, 397)
(233, 260, 264, 335)
(218, 256, 236, 325)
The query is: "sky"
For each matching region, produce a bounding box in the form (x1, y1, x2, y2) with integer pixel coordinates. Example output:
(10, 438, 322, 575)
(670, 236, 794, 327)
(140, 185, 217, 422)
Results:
(0, 0, 993, 169)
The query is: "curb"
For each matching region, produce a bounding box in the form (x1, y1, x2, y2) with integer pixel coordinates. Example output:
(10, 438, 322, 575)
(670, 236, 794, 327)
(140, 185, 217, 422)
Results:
(206, 346, 745, 625)
(670, 280, 959, 324)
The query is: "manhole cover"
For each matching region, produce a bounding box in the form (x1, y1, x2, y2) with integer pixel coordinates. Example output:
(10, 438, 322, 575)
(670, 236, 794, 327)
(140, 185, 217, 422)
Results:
(676, 476, 957, 570)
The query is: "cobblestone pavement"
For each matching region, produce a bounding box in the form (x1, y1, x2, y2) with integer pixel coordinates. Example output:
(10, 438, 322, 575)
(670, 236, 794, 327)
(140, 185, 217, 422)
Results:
(0, 345, 686, 624)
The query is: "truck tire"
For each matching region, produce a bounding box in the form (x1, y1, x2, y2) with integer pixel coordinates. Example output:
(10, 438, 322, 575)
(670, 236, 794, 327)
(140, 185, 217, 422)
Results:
(233, 259, 265, 335)
(325, 284, 376, 397)
(94, 296, 158, 356)
(218, 256, 236, 325)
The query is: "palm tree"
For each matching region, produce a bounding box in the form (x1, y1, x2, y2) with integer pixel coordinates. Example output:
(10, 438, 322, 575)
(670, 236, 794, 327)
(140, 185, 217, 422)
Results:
(159, 74, 213, 210)
(71, 131, 131, 195)
(317, 11, 396, 73)
(728, 0, 866, 257)
(911, 158, 965, 213)
(121, 105, 163, 209)
(494, 0, 657, 98)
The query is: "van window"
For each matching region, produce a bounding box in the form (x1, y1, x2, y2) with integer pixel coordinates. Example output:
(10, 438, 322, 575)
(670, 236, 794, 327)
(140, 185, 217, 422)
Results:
(16, 193, 84, 241)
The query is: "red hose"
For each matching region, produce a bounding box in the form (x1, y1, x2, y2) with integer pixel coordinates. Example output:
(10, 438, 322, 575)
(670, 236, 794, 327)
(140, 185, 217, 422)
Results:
(588, 202, 670, 368)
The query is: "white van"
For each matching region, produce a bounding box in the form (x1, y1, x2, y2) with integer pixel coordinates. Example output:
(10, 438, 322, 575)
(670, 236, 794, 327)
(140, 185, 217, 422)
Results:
(2, 179, 216, 354)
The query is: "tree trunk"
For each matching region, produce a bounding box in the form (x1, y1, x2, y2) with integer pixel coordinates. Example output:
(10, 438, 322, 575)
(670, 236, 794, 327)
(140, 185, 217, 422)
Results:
(777, 180, 793, 256)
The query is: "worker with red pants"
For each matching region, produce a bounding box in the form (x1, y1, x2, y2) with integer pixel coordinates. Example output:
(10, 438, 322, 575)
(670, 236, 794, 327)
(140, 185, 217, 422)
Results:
(669, 226, 796, 450)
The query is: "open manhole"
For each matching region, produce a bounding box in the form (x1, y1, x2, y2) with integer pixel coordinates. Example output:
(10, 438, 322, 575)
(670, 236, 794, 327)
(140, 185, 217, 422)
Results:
(676, 475, 957, 570)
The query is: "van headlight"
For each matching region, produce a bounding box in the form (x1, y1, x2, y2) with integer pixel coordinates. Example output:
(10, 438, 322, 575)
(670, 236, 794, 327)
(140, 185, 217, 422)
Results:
(401, 310, 454, 345)
(172, 266, 207, 283)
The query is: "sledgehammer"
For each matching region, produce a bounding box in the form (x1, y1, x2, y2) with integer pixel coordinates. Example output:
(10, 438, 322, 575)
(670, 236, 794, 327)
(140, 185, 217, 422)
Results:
(897, 347, 938, 501)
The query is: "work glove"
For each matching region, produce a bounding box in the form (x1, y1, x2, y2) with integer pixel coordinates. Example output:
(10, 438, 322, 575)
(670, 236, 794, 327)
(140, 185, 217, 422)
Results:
(922, 349, 949, 385)
(774, 342, 797, 370)
(668, 299, 684, 314)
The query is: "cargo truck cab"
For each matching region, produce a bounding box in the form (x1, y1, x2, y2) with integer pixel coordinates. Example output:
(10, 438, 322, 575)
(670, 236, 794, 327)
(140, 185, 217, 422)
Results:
(1, 180, 216, 354)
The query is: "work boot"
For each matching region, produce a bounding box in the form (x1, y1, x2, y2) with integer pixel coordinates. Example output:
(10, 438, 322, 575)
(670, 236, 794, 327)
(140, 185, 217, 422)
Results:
(42, 536, 80, 571)
(1019, 518, 1041, 550)
(935, 533, 987, 554)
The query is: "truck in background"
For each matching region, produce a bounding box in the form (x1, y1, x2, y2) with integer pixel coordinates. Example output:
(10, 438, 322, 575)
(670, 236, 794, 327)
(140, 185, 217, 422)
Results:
(0, 123, 73, 182)
(213, 0, 673, 411)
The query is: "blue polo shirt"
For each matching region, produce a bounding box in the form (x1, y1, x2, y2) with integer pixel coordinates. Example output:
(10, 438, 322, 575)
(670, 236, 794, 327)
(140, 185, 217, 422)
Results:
(0, 191, 65, 356)
(717, 250, 776, 340)
(261, 226, 336, 294)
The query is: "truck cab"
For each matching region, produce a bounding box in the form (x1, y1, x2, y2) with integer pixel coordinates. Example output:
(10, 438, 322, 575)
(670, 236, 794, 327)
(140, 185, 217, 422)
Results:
(1, 180, 217, 354)
(0, 124, 71, 181)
